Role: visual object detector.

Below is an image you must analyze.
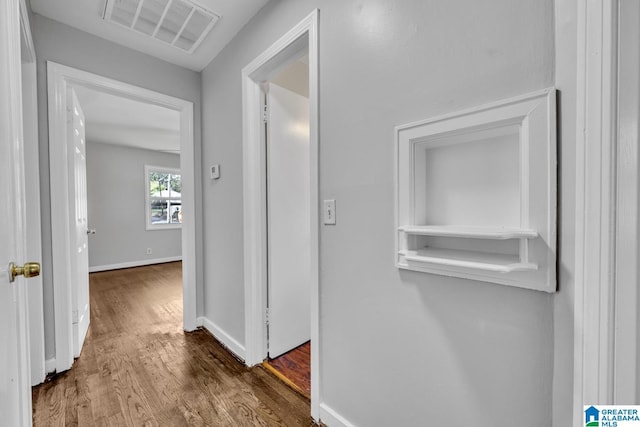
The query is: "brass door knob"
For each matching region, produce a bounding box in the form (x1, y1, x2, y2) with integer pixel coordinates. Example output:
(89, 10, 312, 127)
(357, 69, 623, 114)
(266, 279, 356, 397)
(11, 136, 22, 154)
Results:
(9, 262, 40, 283)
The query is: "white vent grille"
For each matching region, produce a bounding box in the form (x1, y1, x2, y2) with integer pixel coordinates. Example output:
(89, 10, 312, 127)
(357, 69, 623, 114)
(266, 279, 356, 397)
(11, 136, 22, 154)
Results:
(103, 0, 220, 53)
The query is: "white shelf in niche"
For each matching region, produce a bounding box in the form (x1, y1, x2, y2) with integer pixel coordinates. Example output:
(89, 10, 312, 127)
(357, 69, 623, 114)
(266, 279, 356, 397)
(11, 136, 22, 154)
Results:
(395, 88, 557, 292)
(399, 248, 538, 273)
(398, 225, 538, 240)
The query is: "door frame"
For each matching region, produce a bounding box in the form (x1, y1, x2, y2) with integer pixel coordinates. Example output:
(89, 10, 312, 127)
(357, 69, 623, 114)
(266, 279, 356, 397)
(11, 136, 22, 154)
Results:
(573, 0, 616, 409)
(613, 0, 640, 402)
(241, 9, 319, 420)
(19, 0, 46, 387)
(47, 62, 198, 372)
(572, 0, 623, 419)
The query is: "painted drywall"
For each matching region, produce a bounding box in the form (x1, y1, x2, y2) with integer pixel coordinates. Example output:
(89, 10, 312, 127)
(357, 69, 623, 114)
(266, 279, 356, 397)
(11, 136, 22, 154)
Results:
(73, 85, 182, 152)
(202, 0, 559, 426)
(32, 14, 204, 361)
(86, 142, 181, 269)
(270, 59, 309, 97)
(30, 0, 271, 71)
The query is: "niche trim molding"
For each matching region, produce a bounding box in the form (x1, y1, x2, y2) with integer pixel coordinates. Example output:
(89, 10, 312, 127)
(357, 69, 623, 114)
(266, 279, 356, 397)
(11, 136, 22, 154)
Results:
(395, 88, 557, 292)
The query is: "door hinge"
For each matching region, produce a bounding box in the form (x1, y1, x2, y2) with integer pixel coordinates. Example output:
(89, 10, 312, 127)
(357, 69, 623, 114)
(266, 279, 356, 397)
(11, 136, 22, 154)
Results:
(265, 307, 270, 327)
(72, 310, 78, 324)
(263, 105, 268, 123)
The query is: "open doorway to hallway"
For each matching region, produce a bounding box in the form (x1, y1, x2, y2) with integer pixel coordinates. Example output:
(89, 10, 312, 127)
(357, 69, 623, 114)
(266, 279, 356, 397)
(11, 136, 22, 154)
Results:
(67, 84, 184, 359)
(260, 55, 312, 398)
(241, 11, 319, 417)
(43, 62, 197, 376)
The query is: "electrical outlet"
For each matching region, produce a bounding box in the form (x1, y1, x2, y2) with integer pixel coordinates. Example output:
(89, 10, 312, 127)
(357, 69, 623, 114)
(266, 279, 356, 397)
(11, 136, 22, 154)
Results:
(146, 248, 152, 255)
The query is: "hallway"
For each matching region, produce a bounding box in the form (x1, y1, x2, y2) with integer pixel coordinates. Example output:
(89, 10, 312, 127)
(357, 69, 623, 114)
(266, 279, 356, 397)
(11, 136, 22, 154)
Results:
(32, 263, 313, 426)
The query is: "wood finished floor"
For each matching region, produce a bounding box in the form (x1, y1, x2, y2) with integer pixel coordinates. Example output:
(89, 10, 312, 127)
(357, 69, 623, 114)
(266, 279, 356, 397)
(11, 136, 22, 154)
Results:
(266, 342, 311, 398)
(32, 262, 315, 426)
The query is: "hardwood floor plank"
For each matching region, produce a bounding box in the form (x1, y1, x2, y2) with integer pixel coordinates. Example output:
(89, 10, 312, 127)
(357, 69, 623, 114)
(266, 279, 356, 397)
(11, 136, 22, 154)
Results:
(266, 341, 311, 398)
(32, 262, 314, 426)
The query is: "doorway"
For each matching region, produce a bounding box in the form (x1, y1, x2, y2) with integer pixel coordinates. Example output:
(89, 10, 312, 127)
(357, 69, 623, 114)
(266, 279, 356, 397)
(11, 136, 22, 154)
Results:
(261, 58, 311, 397)
(241, 9, 320, 420)
(70, 84, 184, 360)
(46, 62, 197, 374)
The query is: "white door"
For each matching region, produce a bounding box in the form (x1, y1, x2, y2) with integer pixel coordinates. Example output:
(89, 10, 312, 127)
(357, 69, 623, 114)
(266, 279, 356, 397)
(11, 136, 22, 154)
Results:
(0, 0, 34, 424)
(67, 88, 90, 358)
(266, 83, 311, 358)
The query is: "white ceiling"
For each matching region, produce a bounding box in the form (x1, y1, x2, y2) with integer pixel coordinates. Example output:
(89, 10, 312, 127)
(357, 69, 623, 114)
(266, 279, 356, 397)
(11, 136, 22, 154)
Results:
(73, 85, 181, 153)
(30, 0, 269, 71)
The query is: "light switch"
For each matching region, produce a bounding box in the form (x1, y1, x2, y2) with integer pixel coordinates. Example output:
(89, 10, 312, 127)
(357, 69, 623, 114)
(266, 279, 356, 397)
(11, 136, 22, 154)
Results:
(323, 199, 336, 225)
(210, 164, 220, 180)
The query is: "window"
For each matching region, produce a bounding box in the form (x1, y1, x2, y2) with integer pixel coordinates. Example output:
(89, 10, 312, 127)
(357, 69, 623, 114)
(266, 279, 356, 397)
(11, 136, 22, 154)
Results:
(145, 165, 182, 230)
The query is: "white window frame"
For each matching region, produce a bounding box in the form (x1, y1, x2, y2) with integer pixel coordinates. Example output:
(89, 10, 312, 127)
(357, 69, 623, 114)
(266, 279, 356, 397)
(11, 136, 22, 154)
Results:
(145, 165, 182, 230)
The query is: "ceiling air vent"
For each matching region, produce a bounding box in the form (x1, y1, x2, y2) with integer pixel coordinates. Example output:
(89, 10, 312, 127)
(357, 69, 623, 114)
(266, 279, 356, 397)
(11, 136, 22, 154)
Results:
(103, 0, 220, 53)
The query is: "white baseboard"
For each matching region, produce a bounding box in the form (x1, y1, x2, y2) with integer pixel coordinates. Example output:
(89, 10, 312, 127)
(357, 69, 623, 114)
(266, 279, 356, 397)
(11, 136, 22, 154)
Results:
(320, 403, 355, 427)
(196, 316, 246, 361)
(45, 358, 56, 374)
(89, 256, 182, 273)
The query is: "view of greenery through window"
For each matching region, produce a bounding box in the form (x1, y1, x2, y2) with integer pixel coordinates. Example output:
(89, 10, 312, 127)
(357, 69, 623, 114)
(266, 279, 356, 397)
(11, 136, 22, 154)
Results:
(148, 169, 182, 226)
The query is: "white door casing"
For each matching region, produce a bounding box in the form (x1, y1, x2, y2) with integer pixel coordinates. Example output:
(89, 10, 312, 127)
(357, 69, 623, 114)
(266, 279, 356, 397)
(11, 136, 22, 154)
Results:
(574, 0, 640, 415)
(266, 82, 311, 358)
(20, 0, 46, 385)
(574, 0, 614, 413)
(614, 0, 640, 403)
(0, 0, 33, 423)
(23, 63, 45, 384)
(47, 62, 197, 372)
(242, 9, 320, 420)
(67, 88, 90, 358)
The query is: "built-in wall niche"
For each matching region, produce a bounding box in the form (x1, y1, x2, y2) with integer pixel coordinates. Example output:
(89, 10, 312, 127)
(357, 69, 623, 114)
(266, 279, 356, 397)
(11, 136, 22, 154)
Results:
(395, 89, 557, 292)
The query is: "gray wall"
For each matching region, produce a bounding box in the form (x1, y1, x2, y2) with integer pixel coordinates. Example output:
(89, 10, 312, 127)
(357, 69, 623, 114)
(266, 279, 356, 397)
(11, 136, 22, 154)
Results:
(201, 0, 564, 426)
(86, 142, 181, 269)
(32, 14, 203, 360)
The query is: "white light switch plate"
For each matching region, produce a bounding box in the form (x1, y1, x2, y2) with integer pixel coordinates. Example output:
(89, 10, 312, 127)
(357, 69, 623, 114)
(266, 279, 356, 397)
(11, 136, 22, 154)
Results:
(323, 199, 336, 225)
(210, 164, 220, 180)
